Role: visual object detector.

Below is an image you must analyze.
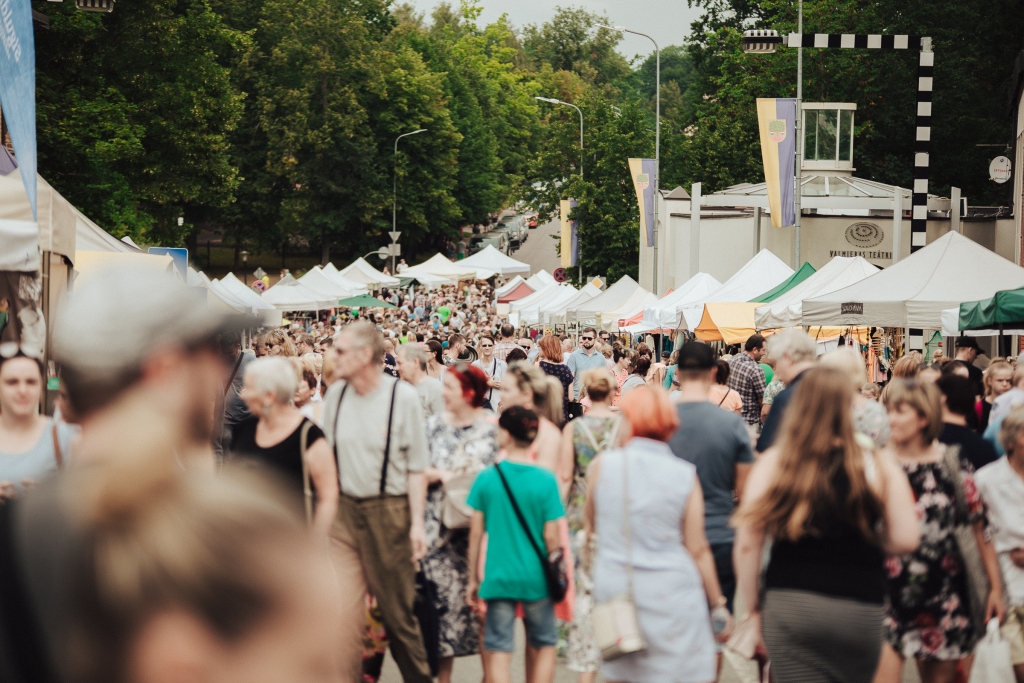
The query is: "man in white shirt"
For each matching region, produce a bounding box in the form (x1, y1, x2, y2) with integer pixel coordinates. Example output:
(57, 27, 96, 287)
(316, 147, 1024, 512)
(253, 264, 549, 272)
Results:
(323, 322, 432, 683)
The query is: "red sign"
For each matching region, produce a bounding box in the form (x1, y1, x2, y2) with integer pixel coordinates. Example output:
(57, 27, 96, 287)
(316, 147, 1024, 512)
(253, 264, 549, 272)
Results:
(553, 267, 568, 283)
(252, 280, 267, 292)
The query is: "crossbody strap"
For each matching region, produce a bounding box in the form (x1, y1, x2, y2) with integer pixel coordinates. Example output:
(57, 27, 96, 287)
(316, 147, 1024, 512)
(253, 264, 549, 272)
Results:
(621, 450, 637, 597)
(331, 384, 350, 493)
(494, 463, 549, 568)
(51, 421, 63, 468)
(379, 382, 399, 496)
(224, 353, 244, 397)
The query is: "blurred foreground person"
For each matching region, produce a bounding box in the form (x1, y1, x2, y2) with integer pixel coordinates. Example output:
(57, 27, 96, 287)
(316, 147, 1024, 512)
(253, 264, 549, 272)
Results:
(733, 367, 919, 683)
(52, 265, 241, 468)
(819, 347, 890, 447)
(0, 453, 343, 683)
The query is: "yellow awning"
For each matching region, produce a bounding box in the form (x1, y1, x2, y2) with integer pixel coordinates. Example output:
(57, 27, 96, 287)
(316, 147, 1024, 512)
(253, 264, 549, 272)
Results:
(694, 302, 870, 345)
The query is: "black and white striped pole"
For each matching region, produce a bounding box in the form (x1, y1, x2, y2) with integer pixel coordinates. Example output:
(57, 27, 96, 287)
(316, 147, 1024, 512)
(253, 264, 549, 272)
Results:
(743, 30, 934, 351)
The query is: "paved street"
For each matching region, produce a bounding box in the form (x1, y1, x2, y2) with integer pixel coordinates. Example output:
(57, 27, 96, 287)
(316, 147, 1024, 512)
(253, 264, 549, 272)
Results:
(511, 215, 562, 276)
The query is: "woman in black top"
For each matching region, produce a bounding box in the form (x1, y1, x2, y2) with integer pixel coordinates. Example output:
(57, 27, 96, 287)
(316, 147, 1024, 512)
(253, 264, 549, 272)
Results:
(232, 357, 338, 536)
(733, 367, 921, 683)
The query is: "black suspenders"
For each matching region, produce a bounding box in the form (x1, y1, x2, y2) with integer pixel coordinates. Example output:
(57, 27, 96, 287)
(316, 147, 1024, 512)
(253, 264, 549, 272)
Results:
(331, 380, 400, 496)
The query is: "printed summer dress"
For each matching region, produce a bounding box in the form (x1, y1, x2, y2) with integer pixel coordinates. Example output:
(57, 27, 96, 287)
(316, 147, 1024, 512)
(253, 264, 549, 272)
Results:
(884, 448, 987, 661)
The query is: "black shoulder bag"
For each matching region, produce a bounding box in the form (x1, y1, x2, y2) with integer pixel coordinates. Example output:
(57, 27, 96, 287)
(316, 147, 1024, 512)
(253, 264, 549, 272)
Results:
(494, 463, 568, 602)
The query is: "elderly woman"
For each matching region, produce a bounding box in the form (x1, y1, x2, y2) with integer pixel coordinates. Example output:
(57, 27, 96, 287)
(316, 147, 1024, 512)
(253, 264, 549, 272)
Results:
(231, 357, 338, 536)
(820, 347, 891, 447)
(422, 364, 499, 683)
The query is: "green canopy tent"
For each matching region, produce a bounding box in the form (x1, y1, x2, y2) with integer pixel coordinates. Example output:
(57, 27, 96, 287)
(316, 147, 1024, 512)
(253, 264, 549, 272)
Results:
(337, 295, 397, 309)
(959, 285, 1024, 331)
(749, 262, 816, 303)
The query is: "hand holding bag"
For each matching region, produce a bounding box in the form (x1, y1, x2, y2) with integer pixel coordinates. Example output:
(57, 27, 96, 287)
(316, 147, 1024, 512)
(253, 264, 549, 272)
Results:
(590, 450, 647, 661)
(967, 619, 1015, 683)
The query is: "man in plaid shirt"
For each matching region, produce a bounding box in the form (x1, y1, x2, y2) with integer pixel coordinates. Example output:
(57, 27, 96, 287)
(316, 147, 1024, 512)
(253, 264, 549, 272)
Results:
(728, 334, 767, 426)
(492, 323, 519, 361)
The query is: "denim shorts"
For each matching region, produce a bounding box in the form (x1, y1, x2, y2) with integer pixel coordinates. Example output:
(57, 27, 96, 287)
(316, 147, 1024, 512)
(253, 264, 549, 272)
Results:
(484, 598, 557, 653)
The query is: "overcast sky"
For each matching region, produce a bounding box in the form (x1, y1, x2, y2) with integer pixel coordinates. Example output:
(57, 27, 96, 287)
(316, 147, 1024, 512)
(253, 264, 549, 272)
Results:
(402, 0, 704, 61)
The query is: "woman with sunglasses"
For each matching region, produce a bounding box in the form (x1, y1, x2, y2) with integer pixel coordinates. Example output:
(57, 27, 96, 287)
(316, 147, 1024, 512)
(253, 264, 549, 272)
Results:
(0, 353, 77, 498)
(472, 335, 506, 411)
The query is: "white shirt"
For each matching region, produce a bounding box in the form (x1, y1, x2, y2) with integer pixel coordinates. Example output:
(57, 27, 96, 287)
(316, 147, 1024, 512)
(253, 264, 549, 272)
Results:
(472, 356, 507, 410)
(974, 457, 1024, 606)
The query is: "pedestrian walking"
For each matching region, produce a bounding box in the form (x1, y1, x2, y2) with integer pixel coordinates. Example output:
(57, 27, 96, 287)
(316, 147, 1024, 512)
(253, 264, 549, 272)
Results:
(538, 334, 574, 422)
(611, 347, 635, 405)
(728, 334, 767, 428)
(397, 343, 445, 419)
(756, 329, 817, 452)
(976, 406, 1024, 683)
(566, 327, 608, 401)
(733, 367, 920, 683)
(559, 368, 622, 682)
(587, 386, 732, 683)
(422, 364, 499, 683)
(467, 406, 565, 683)
(620, 355, 650, 397)
(820, 347, 891, 447)
(874, 379, 1006, 683)
(708, 358, 744, 415)
(502, 362, 567, 486)
(493, 323, 519, 362)
(667, 342, 754, 613)
(0, 353, 76, 496)
(323, 321, 433, 683)
(936, 374, 998, 470)
(979, 359, 1013, 433)
(472, 334, 507, 411)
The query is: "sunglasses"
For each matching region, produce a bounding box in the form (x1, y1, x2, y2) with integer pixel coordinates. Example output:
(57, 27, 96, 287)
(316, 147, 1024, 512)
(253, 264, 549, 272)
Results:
(520, 344, 531, 350)
(580, 336, 594, 341)
(480, 343, 493, 348)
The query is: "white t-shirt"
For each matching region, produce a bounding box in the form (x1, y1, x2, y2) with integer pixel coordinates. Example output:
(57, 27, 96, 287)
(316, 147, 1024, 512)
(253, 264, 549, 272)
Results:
(974, 457, 1024, 606)
(472, 357, 507, 410)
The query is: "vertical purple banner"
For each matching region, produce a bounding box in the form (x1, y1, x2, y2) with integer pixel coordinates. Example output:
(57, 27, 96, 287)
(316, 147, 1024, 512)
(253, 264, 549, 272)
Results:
(775, 98, 796, 228)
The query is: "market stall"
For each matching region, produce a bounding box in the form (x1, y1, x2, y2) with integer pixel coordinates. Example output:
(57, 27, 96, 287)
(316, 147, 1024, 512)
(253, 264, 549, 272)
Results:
(755, 256, 879, 329)
(496, 276, 534, 303)
(459, 245, 530, 277)
(261, 273, 337, 311)
(298, 266, 366, 300)
(336, 258, 400, 289)
(565, 275, 643, 326)
(402, 253, 494, 282)
(636, 272, 722, 332)
(678, 250, 794, 332)
(544, 283, 602, 326)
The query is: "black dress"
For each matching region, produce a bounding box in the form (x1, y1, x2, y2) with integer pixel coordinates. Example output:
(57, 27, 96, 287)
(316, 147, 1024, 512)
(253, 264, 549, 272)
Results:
(539, 360, 573, 423)
(230, 416, 325, 500)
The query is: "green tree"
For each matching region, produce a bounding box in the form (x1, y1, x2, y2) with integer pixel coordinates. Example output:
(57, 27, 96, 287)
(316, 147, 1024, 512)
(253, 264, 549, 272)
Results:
(522, 7, 631, 86)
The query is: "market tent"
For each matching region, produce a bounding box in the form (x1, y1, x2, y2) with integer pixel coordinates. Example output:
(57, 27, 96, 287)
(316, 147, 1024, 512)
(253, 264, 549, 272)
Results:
(958, 285, 1024, 331)
(317, 262, 371, 292)
(337, 258, 400, 288)
(299, 267, 366, 300)
(803, 232, 1024, 329)
(262, 274, 336, 311)
(497, 280, 534, 303)
(495, 275, 527, 297)
(941, 306, 1024, 337)
(510, 282, 562, 314)
(186, 268, 248, 316)
(337, 295, 397, 309)
(751, 262, 816, 303)
(517, 284, 578, 326)
(566, 275, 642, 325)
(755, 256, 879, 329)
(545, 283, 602, 325)
(640, 273, 722, 330)
(526, 270, 555, 290)
(678, 250, 794, 331)
(694, 303, 764, 344)
(601, 287, 658, 331)
(217, 272, 282, 326)
(74, 251, 175, 288)
(459, 245, 530, 276)
(402, 253, 494, 282)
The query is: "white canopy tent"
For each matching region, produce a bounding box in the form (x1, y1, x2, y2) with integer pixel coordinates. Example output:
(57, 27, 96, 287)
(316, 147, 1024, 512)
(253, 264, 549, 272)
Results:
(459, 245, 530, 277)
(542, 283, 602, 325)
(262, 274, 336, 311)
(526, 270, 555, 290)
(678, 250, 794, 331)
(402, 253, 494, 282)
(510, 282, 563, 314)
(337, 258, 400, 288)
(187, 268, 248, 316)
(803, 232, 1024, 329)
(599, 287, 658, 331)
(755, 256, 879, 329)
(517, 284, 579, 326)
(217, 273, 282, 326)
(636, 273, 723, 331)
(298, 267, 365, 300)
(566, 275, 643, 325)
(318, 262, 371, 292)
(495, 275, 529, 298)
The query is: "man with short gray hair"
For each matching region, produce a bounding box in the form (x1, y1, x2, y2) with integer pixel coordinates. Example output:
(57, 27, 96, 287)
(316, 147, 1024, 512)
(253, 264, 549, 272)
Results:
(396, 343, 444, 418)
(756, 329, 818, 452)
(323, 321, 432, 683)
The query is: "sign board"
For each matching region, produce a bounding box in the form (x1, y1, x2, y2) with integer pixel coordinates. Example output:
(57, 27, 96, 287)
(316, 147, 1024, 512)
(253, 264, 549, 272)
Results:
(591, 277, 604, 289)
(388, 243, 401, 256)
(252, 280, 267, 293)
(553, 267, 568, 283)
(990, 156, 1012, 184)
(253, 267, 267, 280)
(389, 231, 401, 242)
(841, 302, 864, 315)
(148, 247, 188, 277)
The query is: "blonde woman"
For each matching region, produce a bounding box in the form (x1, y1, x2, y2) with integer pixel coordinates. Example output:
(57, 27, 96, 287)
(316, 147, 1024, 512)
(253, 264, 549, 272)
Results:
(502, 362, 566, 488)
(264, 328, 297, 357)
(980, 359, 1013, 432)
(734, 368, 920, 682)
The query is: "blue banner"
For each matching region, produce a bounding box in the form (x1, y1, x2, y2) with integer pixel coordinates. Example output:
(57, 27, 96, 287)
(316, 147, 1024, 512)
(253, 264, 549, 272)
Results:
(0, 0, 36, 220)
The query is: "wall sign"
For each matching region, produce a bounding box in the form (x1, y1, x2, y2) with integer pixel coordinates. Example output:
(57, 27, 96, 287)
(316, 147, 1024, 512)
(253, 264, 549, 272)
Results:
(845, 222, 884, 249)
(841, 302, 864, 315)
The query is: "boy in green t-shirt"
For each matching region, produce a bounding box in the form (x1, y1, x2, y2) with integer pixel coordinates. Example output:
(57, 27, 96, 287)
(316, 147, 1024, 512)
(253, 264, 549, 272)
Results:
(467, 406, 564, 683)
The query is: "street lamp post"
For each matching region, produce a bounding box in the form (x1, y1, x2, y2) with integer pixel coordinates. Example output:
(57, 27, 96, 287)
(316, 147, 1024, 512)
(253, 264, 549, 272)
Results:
(393, 128, 427, 274)
(598, 24, 661, 294)
(535, 97, 583, 180)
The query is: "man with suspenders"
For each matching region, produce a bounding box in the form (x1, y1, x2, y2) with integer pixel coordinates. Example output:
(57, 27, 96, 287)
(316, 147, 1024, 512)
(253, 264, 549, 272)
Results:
(323, 321, 432, 683)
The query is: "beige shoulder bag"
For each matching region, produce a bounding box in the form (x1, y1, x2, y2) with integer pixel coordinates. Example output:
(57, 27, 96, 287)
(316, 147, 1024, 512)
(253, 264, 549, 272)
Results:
(591, 449, 647, 661)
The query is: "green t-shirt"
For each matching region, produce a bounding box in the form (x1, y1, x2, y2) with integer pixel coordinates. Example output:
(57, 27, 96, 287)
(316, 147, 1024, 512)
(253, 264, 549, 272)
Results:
(437, 306, 451, 323)
(664, 364, 677, 389)
(759, 363, 774, 386)
(467, 462, 565, 602)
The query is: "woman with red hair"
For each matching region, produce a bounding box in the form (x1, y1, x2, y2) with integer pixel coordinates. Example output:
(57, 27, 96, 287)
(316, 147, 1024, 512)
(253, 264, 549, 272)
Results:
(538, 334, 574, 423)
(585, 386, 731, 683)
(422, 363, 499, 683)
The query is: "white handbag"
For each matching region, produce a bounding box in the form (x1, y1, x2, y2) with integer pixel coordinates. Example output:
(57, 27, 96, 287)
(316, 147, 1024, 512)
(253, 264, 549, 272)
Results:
(590, 449, 647, 661)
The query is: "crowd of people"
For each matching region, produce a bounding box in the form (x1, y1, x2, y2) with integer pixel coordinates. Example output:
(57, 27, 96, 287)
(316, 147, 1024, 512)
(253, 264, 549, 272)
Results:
(1, 268, 1024, 683)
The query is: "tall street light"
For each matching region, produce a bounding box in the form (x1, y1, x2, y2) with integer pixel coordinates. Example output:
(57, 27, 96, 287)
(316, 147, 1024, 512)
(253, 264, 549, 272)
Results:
(598, 24, 661, 294)
(535, 97, 583, 180)
(393, 128, 427, 273)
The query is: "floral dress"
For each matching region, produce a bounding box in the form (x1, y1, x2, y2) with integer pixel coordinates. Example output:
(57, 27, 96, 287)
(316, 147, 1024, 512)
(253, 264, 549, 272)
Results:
(422, 414, 499, 658)
(566, 415, 621, 673)
(540, 360, 574, 423)
(884, 448, 986, 661)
